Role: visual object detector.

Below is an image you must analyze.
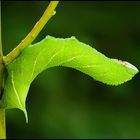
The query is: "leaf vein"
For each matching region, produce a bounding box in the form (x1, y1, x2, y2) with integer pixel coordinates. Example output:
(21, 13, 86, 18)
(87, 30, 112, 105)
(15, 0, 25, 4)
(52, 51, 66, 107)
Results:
(11, 71, 23, 109)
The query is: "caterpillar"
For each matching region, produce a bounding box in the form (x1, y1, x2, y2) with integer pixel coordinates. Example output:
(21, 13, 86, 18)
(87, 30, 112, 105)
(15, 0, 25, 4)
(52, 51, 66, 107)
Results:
(0, 35, 138, 117)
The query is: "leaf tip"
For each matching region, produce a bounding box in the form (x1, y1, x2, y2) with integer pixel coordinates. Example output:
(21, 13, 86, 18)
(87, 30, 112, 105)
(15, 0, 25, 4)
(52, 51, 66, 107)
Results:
(23, 109, 28, 123)
(124, 61, 139, 75)
(116, 59, 138, 75)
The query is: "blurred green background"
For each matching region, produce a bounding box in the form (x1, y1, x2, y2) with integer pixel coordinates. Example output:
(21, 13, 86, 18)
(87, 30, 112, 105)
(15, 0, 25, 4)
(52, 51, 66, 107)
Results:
(1, 1, 140, 139)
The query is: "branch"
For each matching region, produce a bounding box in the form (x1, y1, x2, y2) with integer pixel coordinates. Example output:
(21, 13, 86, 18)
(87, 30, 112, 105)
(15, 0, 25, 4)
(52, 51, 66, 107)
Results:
(4, 1, 59, 64)
(0, 109, 6, 139)
(0, 1, 6, 139)
(0, 0, 3, 58)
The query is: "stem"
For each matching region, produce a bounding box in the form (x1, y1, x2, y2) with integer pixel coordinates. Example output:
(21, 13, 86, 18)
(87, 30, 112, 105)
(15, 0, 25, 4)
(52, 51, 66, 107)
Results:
(0, 1, 6, 139)
(0, 109, 6, 139)
(4, 1, 59, 64)
(0, 0, 3, 58)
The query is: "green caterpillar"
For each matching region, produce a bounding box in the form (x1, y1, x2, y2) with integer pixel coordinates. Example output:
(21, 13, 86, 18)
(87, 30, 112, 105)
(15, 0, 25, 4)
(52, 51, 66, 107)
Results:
(0, 36, 138, 120)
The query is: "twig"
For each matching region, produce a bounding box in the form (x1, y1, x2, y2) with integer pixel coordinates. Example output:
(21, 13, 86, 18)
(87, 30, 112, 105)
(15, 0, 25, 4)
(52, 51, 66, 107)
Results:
(4, 1, 59, 64)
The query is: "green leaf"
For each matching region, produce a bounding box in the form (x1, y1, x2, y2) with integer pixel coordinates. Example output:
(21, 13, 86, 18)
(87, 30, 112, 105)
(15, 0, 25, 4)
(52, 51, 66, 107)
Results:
(0, 36, 138, 120)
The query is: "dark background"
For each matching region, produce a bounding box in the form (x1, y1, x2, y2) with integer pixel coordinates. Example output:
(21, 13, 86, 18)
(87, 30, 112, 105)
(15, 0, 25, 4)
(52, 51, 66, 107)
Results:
(1, 1, 140, 138)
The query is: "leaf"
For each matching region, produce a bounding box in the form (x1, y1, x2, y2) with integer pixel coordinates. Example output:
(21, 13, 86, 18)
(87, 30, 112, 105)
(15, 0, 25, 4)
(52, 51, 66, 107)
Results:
(0, 35, 138, 119)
